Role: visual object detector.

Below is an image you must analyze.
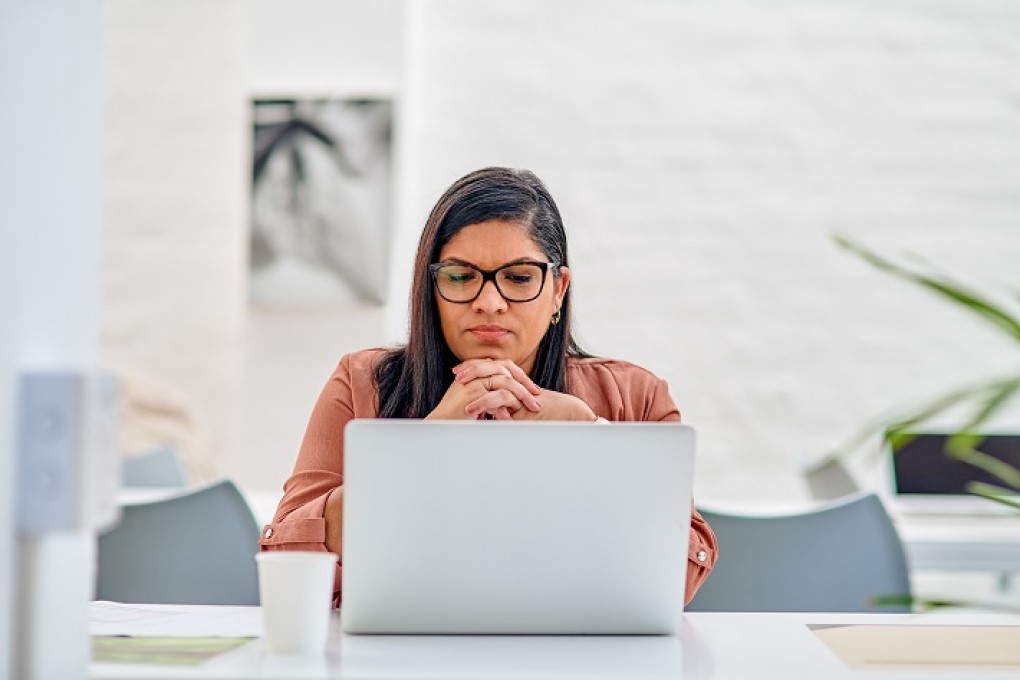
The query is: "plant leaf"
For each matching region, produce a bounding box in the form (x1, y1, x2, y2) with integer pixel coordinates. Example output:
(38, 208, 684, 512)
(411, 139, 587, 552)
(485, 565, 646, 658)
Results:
(834, 236, 1020, 343)
(825, 235, 1020, 516)
(944, 432, 986, 458)
(949, 444, 1020, 489)
(883, 378, 1009, 445)
(886, 430, 918, 452)
(953, 377, 1020, 445)
(872, 593, 1020, 613)
(815, 376, 1011, 471)
(965, 481, 1020, 510)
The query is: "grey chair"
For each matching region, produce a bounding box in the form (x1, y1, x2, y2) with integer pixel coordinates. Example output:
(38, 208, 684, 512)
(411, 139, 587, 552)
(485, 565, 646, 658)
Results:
(121, 446, 189, 488)
(97, 480, 260, 605)
(802, 457, 861, 501)
(687, 492, 911, 612)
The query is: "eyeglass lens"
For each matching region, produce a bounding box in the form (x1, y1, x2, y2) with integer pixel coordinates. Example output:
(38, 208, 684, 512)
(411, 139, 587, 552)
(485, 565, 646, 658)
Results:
(434, 263, 547, 302)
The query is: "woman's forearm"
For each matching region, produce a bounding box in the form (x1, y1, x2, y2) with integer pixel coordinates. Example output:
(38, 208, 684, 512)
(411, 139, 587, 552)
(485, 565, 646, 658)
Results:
(324, 486, 344, 557)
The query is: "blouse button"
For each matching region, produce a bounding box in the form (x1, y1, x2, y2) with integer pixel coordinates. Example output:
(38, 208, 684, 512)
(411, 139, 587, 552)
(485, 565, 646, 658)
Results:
(264, 528, 274, 539)
(696, 550, 707, 562)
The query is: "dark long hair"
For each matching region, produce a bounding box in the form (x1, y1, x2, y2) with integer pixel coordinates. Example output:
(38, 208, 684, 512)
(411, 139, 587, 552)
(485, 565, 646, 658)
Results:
(376, 167, 589, 418)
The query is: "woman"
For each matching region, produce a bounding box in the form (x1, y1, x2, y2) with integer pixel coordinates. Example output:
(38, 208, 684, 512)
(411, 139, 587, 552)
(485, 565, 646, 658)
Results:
(259, 167, 717, 605)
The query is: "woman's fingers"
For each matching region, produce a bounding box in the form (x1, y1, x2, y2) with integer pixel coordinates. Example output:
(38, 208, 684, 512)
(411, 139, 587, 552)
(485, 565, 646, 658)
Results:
(453, 359, 510, 384)
(503, 362, 542, 396)
(484, 375, 542, 412)
(430, 360, 542, 421)
(464, 388, 533, 419)
(453, 359, 541, 396)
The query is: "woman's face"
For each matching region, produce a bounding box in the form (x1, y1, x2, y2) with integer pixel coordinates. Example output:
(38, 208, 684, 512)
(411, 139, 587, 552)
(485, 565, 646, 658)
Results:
(435, 219, 570, 376)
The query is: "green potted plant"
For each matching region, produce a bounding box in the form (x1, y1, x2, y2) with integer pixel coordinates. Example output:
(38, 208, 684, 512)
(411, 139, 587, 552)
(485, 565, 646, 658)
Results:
(811, 236, 1020, 509)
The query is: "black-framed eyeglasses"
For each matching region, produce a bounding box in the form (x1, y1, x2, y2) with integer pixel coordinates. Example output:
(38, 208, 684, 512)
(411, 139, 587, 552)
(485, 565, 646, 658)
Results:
(429, 261, 558, 303)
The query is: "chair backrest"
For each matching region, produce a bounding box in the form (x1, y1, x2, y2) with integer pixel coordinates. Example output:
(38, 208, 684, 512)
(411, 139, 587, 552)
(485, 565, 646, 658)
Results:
(687, 493, 911, 612)
(97, 480, 260, 605)
(803, 457, 861, 501)
(121, 446, 189, 488)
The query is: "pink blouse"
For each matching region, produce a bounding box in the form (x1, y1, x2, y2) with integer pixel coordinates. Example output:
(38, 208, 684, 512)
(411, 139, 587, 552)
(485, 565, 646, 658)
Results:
(260, 348, 718, 606)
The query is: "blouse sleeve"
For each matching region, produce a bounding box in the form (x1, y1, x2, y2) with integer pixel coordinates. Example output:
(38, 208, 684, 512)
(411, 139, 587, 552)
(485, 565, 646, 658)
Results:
(606, 362, 718, 605)
(686, 507, 718, 603)
(258, 353, 360, 606)
(649, 382, 718, 605)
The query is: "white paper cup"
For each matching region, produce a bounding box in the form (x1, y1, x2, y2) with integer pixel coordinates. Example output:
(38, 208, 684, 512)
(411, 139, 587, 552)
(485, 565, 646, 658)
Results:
(255, 551, 338, 655)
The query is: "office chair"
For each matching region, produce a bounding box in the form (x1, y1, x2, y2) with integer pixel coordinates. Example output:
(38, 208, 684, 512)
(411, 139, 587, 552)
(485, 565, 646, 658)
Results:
(802, 457, 861, 501)
(97, 480, 260, 605)
(687, 492, 911, 612)
(121, 446, 189, 488)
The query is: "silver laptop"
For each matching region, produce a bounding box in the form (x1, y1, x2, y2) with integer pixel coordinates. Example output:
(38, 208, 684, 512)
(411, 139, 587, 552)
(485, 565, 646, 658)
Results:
(341, 421, 696, 635)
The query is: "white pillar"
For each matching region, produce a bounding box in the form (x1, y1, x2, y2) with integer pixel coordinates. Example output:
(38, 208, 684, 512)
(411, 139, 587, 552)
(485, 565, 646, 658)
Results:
(0, 0, 104, 678)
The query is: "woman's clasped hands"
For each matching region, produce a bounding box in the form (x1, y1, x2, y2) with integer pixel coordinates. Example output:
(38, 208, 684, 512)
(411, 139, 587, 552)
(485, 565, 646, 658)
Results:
(426, 358, 597, 422)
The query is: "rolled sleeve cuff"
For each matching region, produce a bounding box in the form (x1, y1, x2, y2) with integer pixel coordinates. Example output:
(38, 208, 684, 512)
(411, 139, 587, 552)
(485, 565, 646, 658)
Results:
(258, 518, 326, 547)
(687, 532, 716, 569)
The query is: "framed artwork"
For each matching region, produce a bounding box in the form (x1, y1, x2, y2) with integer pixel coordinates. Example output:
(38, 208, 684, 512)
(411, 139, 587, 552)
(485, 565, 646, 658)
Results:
(250, 97, 393, 307)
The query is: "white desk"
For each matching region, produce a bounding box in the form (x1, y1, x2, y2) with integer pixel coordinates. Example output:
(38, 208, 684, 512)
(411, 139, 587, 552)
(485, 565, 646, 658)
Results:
(90, 606, 1020, 679)
(893, 512, 1020, 594)
(895, 513, 1020, 573)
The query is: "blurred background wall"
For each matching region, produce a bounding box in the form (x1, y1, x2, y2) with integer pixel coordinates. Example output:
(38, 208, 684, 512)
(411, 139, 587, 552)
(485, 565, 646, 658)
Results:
(100, 0, 1020, 502)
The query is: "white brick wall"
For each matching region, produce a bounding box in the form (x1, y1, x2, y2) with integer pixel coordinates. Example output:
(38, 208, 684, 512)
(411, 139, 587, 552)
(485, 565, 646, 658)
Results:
(398, 0, 1020, 501)
(100, 0, 1020, 501)
(101, 0, 247, 482)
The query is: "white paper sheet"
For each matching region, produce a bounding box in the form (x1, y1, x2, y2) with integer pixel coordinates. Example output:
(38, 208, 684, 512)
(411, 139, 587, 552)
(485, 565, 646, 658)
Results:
(811, 624, 1020, 670)
(89, 601, 264, 638)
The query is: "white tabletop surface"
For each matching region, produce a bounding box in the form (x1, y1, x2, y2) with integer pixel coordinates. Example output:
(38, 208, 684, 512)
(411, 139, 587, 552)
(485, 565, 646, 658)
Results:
(90, 606, 1020, 679)
(894, 512, 1020, 573)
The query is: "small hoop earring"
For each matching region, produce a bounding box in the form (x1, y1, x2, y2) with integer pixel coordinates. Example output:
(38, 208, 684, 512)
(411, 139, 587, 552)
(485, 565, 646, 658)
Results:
(550, 309, 561, 325)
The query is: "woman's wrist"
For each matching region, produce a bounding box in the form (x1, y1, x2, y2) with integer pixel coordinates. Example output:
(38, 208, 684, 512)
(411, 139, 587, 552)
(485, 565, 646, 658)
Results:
(572, 398, 597, 422)
(324, 487, 344, 556)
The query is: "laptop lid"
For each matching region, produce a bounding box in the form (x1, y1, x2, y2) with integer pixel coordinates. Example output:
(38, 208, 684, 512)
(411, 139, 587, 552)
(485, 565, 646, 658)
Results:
(889, 432, 1020, 515)
(341, 421, 696, 635)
